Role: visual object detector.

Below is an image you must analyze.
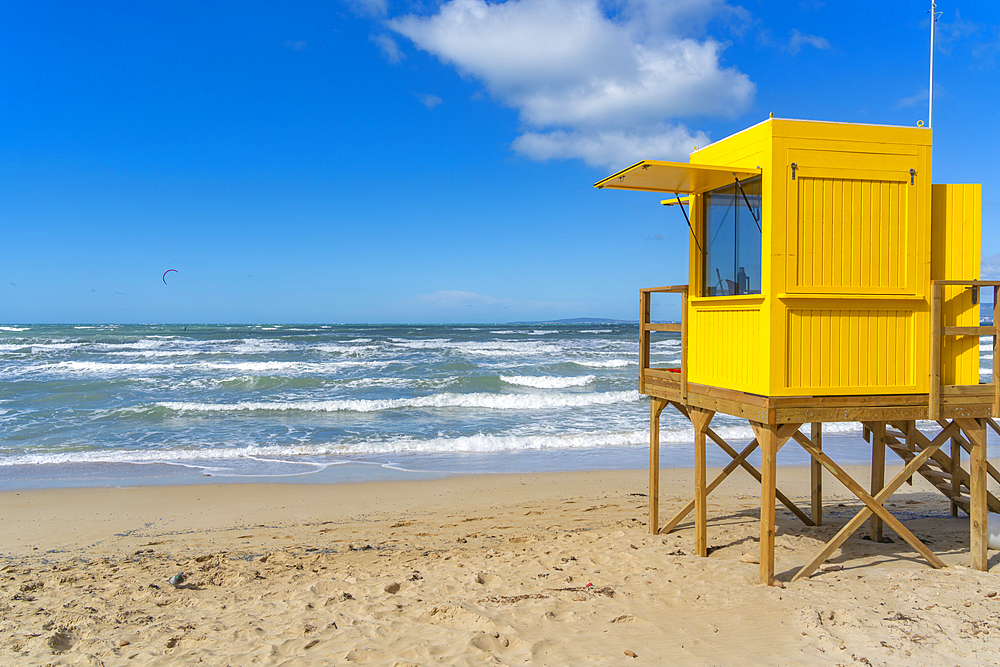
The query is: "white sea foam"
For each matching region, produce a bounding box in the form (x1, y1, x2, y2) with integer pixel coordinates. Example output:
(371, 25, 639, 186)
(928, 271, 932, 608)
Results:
(500, 375, 595, 389)
(0, 327, 28, 332)
(579, 329, 613, 334)
(390, 338, 562, 356)
(571, 359, 635, 368)
(0, 429, 652, 467)
(156, 390, 640, 414)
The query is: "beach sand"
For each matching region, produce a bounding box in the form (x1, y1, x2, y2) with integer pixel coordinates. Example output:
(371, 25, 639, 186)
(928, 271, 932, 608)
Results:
(3, 466, 1000, 666)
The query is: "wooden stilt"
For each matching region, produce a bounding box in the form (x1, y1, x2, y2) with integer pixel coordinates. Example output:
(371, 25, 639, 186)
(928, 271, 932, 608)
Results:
(951, 435, 962, 518)
(752, 422, 778, 586)
(956, 418, 988, 571)
(689, 408, 715, 557)
(649, 398, 667, 535)
(869, 422, 886, 542)
(811, 423, 823, 526)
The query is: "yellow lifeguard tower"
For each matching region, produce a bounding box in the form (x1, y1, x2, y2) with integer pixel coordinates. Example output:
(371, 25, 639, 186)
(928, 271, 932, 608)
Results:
(595, 117, 999, 585)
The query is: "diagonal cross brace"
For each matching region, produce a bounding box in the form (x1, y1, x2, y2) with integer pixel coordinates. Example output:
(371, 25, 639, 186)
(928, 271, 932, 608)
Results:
(790, 423, 957, 581)
(659, 405, 813, 533)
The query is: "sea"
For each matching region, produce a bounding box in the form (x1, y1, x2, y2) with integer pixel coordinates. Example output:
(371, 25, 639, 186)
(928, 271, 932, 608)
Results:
(0, 324, 996, 490)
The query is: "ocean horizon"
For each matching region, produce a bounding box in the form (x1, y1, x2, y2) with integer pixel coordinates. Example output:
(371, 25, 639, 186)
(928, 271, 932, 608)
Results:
(1, 323, 995, 490)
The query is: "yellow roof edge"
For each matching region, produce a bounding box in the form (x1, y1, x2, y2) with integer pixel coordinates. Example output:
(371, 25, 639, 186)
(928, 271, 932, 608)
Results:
(593, 160, 648, 189)
(595, 160, 760, 194)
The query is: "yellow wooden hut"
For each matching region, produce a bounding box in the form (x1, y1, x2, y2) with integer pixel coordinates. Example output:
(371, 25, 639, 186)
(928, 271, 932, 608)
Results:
(595, 116, 999, 585)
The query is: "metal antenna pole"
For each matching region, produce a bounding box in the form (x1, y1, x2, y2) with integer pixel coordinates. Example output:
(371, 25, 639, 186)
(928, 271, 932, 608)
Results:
(929, 0, 937, 128)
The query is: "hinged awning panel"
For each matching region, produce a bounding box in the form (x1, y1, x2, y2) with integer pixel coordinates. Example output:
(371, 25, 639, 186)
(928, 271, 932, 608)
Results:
(594, 160, 761, 194)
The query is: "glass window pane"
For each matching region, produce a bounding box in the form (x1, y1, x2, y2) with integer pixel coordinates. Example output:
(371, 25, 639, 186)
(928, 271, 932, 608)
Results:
(704, 177, 761, 296)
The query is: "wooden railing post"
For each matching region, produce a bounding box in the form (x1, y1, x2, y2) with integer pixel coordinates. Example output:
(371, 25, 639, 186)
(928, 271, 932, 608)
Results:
(680, 287, 688, 402)
(994, 285, 999, 418)
(639, 290, 651, 392)
(930, 281, 942, 420)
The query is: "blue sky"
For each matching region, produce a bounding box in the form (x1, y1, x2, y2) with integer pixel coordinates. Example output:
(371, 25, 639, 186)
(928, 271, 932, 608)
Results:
(2, 0, 998, 323)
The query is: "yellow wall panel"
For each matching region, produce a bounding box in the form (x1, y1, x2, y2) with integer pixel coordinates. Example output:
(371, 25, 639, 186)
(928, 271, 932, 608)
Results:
(688, 304, 765, 394)
(785, 308, 915, 392)
(931, 184, 982, 386)
(792, 176, 910, 292)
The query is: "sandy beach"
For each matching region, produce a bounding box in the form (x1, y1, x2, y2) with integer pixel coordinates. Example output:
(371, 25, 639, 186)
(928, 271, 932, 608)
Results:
(3, 466, 1000, 666)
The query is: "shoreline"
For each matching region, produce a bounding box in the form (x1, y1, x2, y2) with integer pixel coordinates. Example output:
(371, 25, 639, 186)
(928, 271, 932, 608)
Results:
(8, 426, 995, 493)
(5, 467, 1000, 665)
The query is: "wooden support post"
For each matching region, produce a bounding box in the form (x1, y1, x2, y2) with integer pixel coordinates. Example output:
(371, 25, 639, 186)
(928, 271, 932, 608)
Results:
(869, 422, 886, 542)
(930, 282, 942, 420)
(811, 423, 823, 526)
(951, 435, 962, 518)
(957, 418, 988, 571)
(752, 422, 778, 586)
(649, 399, 667, 535)
(689, 408, 715, 557)
(994, 285, 1000, 418)
(680, 288, 688, 402)
(639, 290, 651, 393)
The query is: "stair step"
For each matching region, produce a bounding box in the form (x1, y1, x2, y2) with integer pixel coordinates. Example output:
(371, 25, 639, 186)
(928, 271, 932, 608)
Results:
(921, 469, 952, 480)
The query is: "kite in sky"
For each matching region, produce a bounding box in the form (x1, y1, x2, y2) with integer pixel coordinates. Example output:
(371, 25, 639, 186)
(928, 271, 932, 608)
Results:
(162, 269, 178, 284)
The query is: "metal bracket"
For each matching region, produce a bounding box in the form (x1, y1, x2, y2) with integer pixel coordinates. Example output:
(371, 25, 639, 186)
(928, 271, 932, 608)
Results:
(971, 286, 979, 305)
(734, 176, 762, 233)
(675, 194, 703, 254)
(910, 168, 916, 185)
(790, 163, 797, 180)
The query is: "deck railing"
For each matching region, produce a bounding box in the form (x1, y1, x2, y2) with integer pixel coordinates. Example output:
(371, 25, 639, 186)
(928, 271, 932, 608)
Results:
(640, 285, 688, 401)
(929, 280, 1000, 419)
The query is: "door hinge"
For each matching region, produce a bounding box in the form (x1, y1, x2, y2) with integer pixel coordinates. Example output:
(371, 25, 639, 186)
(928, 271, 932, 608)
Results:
(790, 163, 797, 180)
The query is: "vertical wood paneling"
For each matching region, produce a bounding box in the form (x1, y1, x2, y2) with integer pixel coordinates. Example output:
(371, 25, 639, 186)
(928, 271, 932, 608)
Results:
(689, 307, 764, 393)
(794, 177, 909, 291)
(931, 184, 982, 386)
(786, 309, 914, 391)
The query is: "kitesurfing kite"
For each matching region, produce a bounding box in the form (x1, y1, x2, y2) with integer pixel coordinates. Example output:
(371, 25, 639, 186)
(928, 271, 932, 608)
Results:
(162, 269, 178, 284)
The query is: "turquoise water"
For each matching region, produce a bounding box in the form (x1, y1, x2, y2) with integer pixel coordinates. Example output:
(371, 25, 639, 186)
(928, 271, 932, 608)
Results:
(0, 324, 995, 489)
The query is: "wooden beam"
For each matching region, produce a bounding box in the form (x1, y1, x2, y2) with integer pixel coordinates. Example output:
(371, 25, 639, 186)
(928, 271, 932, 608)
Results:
(956, 418, 988, 571)
(942, 326, 991, 336)
(644, 322, 681, 332)
(680, 288, 688, 402)
(752, 423, 804, 584)
(659, 423, 813, 534)
(689, 407, 715, 557)
(994, 287, 999, 417)
(649, 398, 668, 535)
(670, 402, 812, 527)
(791, 425, 954, 581)
(951, 434, 962, 518)
(868, 422, 886, 542)
(751, 422, 778, 586)
(660, 437, 758, 535)
(930, 282, 942, 420)
(811, 423, 823, 526)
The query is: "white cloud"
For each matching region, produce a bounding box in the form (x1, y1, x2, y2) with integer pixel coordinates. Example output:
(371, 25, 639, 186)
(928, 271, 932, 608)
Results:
(512, 124, 708, 168)
(784, 28, 830, 56)
(897, 88, 928, 109)
(345, 0, 388, 18)
(371, 34, 404, 63)
(983, 253, 1000, 280)
(420, 93, 444, 108)
(386, 0, 754, 168)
